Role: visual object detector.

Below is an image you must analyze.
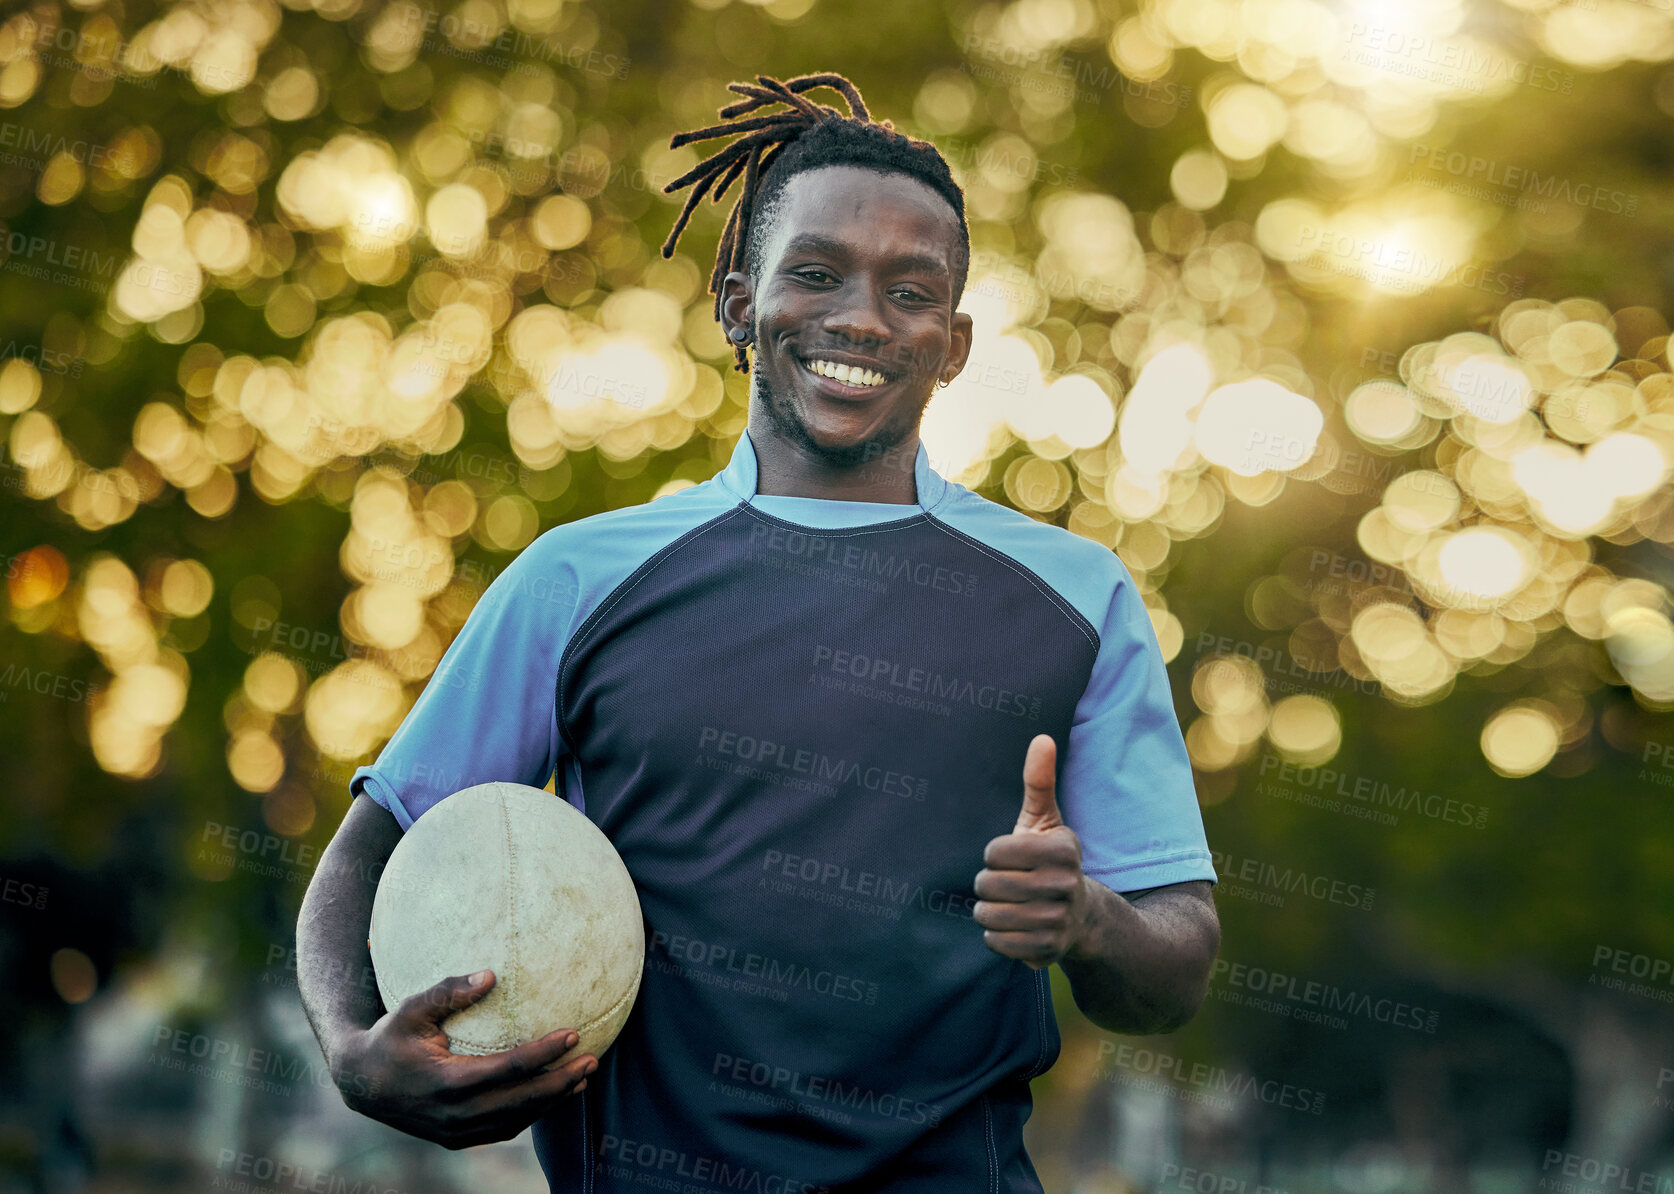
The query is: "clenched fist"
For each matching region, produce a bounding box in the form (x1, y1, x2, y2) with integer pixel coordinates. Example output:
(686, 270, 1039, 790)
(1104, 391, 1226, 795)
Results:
(973, 734, 1091, 970)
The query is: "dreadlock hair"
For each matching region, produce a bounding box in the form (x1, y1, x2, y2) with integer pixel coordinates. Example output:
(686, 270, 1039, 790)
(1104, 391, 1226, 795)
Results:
(659, 72, 970, 372)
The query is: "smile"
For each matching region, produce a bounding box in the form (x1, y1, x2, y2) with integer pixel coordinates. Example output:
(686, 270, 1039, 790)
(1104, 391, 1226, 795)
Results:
(801, 358, 892, 390)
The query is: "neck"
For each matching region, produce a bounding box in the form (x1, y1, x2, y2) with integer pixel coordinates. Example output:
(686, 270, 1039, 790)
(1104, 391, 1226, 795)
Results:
(747, 424, 920, 504)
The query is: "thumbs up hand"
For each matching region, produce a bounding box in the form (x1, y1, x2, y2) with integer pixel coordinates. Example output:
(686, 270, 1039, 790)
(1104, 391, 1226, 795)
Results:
(973, 734, 1091, 969)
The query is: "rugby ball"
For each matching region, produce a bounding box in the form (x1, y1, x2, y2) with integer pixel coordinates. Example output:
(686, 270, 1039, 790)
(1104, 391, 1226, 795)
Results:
(368, 781, 644, 1057)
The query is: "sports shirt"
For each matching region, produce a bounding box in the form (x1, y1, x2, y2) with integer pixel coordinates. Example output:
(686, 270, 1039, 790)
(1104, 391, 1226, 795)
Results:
(352, 425, 1217, 1193)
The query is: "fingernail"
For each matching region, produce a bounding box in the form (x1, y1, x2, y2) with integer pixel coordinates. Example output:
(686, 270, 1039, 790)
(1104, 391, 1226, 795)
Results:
(469, 970, 492, 985)
(567, 1032, 579, 1046)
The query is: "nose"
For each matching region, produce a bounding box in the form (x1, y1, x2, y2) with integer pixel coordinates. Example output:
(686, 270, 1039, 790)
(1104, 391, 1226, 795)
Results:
(820, 277, 892, 350)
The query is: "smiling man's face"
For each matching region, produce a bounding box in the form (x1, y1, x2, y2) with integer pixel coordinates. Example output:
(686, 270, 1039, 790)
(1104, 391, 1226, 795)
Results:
(720, 164, 974, 499)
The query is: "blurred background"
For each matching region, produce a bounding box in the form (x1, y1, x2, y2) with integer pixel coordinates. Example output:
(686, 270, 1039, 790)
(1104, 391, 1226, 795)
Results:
(2, 0, 1674, 1190)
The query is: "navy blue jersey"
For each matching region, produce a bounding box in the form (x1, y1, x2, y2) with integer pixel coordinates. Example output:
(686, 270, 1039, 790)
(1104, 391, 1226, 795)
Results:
(353, 427, 1216, 1193)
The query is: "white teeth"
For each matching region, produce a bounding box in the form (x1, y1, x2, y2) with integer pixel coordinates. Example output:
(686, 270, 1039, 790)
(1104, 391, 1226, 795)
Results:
(806, 359, 887, 388)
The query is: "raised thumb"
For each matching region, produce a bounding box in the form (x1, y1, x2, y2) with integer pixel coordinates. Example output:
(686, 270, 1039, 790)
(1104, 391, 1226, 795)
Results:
(1014, 734, 1062, 833)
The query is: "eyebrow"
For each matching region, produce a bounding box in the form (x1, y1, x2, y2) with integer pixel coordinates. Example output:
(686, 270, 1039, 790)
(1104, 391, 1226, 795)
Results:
(781, 233, 951, 280)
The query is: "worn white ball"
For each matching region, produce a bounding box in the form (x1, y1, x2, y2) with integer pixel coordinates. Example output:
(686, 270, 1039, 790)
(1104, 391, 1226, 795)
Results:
(368, 781, 644, 1058)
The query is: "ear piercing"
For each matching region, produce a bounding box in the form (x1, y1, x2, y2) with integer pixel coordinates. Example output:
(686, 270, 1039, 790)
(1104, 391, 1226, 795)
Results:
(728, 327, 749, 344)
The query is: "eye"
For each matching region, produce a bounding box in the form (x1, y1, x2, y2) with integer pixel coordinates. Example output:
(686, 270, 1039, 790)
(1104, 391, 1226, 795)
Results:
(793, 267, 836, 284)
(891, 286, 932, 303)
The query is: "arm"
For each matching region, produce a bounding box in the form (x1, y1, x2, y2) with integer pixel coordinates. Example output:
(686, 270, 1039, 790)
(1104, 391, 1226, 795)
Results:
(974, 735, 1220, 1036)
(295, 793, 401, 1071)
(296, 794, 597, 1148)
(1057, 879, 1219, 1034)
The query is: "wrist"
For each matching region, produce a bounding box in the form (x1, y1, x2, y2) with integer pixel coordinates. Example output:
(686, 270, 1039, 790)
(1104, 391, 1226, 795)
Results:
(319, 1019, 368, 1074)
(1061, 874, 1105, 965)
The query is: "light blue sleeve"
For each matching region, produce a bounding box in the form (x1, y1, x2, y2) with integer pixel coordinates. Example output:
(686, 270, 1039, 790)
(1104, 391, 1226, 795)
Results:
(349, 537, 581, 831)
(1057, 562, 1217, 893)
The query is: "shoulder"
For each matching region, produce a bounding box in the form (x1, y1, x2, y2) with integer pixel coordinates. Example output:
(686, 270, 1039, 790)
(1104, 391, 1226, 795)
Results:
(485, 473, 742, 611)
(520, 474, 740, 559)
(928, 482, 1133, 631)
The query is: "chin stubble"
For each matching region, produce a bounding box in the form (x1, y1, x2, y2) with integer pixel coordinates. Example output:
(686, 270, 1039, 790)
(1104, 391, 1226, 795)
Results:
(754, 359, 929, 472)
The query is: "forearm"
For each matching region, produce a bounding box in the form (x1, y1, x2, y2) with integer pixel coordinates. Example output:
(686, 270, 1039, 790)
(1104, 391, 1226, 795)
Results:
(297, 794, 400, 1068)
(1058, 879, 1219, 1035)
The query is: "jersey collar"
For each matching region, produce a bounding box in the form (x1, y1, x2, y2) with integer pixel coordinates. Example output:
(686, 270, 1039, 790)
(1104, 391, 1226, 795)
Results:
(718, 425, 949, 513)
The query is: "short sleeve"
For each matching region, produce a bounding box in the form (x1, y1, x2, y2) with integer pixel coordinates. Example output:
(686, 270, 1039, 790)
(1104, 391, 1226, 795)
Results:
(1057, 562, 1217, 893)
(349, 539, 578, 831)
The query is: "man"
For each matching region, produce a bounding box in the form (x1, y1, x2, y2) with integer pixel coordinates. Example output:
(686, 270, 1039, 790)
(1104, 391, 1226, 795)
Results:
(297, 72, 1219, 1193)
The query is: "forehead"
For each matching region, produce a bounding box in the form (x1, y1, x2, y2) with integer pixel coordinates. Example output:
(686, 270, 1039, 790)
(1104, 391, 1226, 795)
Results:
(759, 164, 961, 268)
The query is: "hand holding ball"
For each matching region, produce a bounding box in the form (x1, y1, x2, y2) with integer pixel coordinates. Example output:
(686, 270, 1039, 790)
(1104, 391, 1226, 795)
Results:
(369, 782, 645, 1060)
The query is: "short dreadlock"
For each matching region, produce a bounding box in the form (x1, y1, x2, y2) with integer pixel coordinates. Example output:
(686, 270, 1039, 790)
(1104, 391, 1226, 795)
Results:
(660, 73, 970, 372)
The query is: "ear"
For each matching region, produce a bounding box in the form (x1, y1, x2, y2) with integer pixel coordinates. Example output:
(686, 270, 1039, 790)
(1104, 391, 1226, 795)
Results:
(720, 271, 754, 343)
(943, 309, 974, 382)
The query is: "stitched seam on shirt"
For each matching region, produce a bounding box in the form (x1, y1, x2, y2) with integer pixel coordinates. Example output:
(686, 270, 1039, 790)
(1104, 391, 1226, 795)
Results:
(556, 503, 752, 757)
(983, 1093, 998, 1194)
(582, 1092, 592, 1194)
(924, 514, 1100, 652)
(737, 504, 931, 537)
(1085, 848, 1215, 877)
(1032, 967, 1048, 1078)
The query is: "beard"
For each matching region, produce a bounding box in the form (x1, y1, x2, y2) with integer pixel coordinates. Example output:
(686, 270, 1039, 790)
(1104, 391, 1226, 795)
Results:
(751, 357, 932, 474)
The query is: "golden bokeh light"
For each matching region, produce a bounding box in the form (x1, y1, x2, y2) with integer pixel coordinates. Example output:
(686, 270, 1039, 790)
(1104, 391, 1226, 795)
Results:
(1266, 694, 1342, 767)
(1480, 703, 1561, 777)
(1193, 379, 1322, 476)
(1435, 527, 1531, 603)
(158, 559, 214, 618)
